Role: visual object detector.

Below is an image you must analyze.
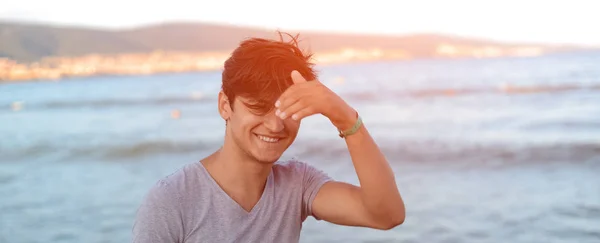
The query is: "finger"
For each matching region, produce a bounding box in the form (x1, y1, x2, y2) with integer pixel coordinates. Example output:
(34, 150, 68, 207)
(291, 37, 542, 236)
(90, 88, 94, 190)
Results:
(275, 88, 300, 111)
(291, 70, 307, 84)
(275, 82, 311, 109)
(277, 91, 310, 119)
(289, 106, 317, 121)
(277, 98, 307, 120)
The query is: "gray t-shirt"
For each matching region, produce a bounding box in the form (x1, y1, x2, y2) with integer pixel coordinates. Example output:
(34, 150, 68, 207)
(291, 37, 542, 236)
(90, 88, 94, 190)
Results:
(132, 159, 332, 243)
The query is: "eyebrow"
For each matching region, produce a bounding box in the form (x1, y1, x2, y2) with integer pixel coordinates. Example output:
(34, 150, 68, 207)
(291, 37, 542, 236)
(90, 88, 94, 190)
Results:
(240, 99, 275, 115)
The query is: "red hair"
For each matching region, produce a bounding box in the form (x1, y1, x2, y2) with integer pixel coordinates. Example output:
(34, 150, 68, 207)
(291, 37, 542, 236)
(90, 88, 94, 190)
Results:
(221, 32, 317, 114)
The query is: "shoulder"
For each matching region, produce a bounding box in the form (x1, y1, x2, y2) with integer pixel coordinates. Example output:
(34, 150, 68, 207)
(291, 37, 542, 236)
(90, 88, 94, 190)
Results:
(134, 165, 200, 242)
(144, 162, 204, 203)
(272, 159, 332, 183)
(272, 159, 311, 175)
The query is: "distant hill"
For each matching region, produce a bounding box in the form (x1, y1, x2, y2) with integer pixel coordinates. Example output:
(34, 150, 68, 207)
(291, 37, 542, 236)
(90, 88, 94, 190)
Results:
(0, 21, 583, 62)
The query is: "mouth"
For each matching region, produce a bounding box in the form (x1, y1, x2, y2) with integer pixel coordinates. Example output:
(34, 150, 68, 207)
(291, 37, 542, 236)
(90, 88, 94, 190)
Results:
(254, 134, 283, 143)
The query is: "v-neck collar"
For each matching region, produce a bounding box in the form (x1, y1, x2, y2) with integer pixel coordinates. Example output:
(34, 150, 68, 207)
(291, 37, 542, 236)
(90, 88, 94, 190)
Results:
(196, 162, 273, 215)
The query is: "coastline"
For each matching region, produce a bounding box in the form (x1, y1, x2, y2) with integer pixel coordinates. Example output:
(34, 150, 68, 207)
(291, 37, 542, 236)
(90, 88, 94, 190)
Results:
(0, 44, 549, 83)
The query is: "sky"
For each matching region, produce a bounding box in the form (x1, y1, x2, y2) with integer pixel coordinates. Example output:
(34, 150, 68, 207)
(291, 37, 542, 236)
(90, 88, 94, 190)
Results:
(1, 0, 598, 46)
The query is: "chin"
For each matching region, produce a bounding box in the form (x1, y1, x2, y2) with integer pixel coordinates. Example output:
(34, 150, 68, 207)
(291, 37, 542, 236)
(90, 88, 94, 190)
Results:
(254, 155, 282, 164)
(249, 148, 284, 164)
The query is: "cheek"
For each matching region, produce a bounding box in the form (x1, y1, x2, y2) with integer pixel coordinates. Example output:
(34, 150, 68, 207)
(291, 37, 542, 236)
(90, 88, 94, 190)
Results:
(235, 114, 263, 132)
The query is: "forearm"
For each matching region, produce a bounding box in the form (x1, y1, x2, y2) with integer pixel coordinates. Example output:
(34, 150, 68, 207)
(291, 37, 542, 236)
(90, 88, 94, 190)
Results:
(332, 108, 405, 224)
(344, 125, 405, 222)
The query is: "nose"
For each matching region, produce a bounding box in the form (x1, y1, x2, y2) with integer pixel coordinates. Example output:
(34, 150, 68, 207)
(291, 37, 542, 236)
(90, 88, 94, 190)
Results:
(262, 111, 285, 133)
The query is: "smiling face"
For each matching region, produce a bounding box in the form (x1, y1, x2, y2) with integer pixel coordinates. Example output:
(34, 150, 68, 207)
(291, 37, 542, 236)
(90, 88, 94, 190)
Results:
(218, 91, 300, 164)
(217, 33, 317, 163)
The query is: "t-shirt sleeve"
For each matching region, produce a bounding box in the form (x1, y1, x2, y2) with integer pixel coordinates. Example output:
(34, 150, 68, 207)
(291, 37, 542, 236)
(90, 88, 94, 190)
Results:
(300, 161, 333, 221)
(132, 180, 184, 243)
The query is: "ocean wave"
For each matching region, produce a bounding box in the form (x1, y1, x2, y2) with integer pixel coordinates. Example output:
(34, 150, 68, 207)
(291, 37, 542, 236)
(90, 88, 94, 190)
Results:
(6, 83, 599, 112)
(0, 139, 219, 162)
(343, 84, 600, 101)
(5, 139, 597, 165)
(292, 139, 600, 166)
(6, 95, 215, 111)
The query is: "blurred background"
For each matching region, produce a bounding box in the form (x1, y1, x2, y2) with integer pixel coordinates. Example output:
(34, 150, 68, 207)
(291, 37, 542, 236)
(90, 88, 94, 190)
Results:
(1, 0, 599, 242)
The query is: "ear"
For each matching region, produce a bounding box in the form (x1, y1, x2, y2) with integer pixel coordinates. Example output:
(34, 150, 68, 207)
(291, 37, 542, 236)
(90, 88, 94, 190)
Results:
(218, 90, 232, 121)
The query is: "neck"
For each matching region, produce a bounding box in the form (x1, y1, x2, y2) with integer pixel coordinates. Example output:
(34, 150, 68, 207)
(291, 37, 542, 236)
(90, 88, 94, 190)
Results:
(201, 140, 272, 201)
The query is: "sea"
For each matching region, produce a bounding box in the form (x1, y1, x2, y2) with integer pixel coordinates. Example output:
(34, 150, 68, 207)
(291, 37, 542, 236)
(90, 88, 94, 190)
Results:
(1, 52, 599, 243)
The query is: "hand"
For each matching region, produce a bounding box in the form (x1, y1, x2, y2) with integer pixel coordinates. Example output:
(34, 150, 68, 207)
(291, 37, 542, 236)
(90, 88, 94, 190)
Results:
(275, 70, 357, 131)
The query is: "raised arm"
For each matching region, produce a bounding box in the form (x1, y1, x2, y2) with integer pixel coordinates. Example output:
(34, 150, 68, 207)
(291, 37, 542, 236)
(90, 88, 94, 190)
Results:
(276, 70, 405, 230)
(312, 116, 405, 229)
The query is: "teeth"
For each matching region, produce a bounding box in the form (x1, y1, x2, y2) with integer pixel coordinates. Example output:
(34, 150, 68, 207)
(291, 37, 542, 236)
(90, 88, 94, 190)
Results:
(257, 135, 279, 143)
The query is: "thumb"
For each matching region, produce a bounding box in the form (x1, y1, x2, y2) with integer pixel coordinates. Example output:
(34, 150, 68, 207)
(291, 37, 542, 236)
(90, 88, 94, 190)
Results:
(290, 70, 307, 84)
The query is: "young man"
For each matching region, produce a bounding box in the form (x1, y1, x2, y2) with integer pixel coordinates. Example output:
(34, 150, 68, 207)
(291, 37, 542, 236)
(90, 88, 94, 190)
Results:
(132, 33, 405, 243)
